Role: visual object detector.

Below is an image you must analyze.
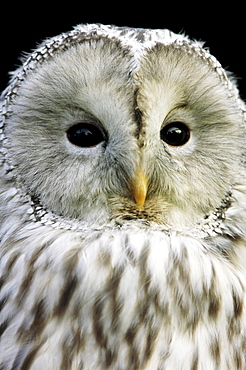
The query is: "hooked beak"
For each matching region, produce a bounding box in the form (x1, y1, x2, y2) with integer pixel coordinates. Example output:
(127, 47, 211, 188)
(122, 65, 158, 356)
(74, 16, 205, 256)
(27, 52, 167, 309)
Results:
(131, 169, 148, 209)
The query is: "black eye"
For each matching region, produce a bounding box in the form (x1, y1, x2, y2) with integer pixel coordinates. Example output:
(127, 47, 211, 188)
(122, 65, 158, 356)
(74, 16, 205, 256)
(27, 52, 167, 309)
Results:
(67, 122, 105, 148)
(160, 121, 190, 147)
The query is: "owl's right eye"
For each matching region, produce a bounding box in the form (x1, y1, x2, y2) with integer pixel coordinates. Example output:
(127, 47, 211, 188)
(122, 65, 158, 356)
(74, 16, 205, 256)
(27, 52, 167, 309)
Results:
(67, 122, 105, 148)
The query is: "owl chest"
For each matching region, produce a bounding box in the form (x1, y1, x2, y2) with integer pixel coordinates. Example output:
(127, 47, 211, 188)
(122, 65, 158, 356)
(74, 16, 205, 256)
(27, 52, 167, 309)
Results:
(1, 229, 246, 369)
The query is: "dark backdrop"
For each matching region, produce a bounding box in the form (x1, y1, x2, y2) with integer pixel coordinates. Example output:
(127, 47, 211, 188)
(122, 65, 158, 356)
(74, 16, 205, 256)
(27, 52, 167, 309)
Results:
(1, 8, 245, 99)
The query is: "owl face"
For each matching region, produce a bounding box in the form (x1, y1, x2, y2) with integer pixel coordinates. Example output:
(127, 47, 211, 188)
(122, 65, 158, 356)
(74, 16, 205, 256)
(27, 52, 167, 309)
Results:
(2, 26, 245, 230)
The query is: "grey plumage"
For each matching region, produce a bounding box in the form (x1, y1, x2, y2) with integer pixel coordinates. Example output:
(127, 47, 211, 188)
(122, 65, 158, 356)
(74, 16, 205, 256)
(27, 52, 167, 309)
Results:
(0, 24, 245, 369)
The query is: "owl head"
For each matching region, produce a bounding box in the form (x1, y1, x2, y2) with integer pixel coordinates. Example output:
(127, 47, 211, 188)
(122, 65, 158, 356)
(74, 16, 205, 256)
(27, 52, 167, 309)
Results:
(1, 24, 246, 233)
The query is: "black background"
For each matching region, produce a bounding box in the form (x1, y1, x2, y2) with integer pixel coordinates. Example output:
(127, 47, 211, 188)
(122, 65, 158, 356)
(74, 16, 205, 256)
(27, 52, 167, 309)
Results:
(1, 7, 245, 99)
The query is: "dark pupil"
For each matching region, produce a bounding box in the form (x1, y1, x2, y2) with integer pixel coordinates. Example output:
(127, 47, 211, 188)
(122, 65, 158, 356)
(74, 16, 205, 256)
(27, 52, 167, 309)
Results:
(161, 122, 190, 146)
(67, 123, 104, 148)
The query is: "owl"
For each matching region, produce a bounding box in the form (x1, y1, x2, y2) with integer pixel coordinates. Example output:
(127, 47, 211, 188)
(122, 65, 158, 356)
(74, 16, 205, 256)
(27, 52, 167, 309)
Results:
(0, 23, 246, 370)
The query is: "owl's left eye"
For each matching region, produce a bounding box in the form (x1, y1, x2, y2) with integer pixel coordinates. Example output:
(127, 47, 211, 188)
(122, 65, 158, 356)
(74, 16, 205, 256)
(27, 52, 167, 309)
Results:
(67, 122, 105, 148)
(161, 121, 190, 147)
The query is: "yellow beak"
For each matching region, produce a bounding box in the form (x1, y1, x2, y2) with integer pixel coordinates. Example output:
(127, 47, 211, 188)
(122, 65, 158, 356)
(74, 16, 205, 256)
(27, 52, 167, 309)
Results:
(131, 169, 148, 209)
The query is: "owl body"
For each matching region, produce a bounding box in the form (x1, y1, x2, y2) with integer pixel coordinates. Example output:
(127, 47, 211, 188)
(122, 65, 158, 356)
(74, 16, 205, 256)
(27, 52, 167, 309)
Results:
(0, 24, 246, 369)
